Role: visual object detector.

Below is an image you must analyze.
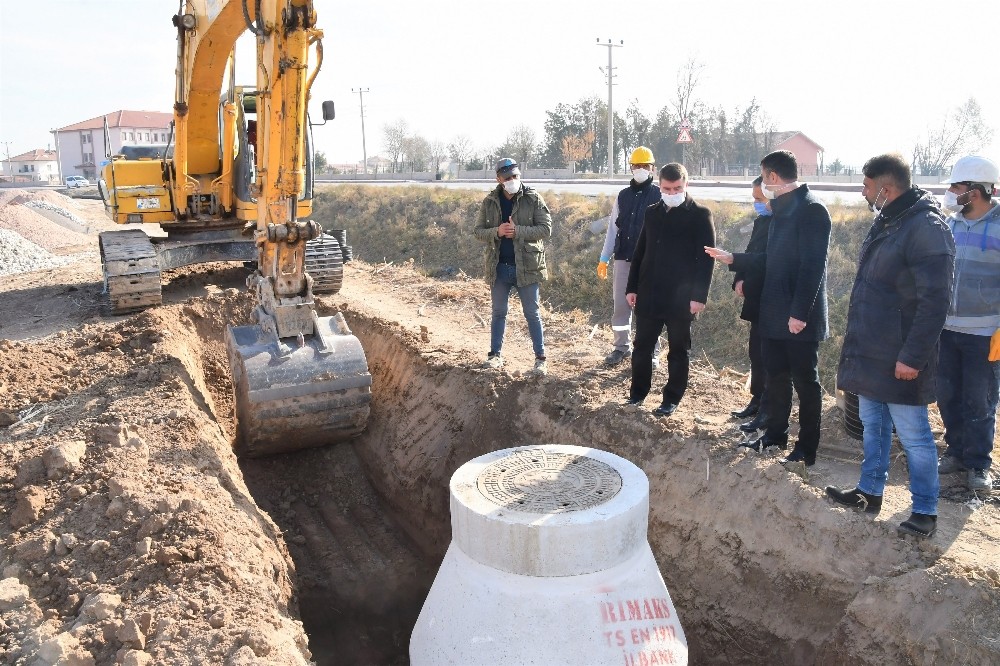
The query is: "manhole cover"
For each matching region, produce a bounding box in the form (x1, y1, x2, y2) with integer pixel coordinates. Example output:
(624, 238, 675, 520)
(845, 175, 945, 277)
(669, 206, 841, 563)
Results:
(476, 448, 622, 513)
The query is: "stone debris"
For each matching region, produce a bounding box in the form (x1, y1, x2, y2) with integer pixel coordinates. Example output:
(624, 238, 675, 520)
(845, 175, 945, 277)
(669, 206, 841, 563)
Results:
(43, 439, 87, 479)
(24, 199, 88, 227)
(79, 592, 121, 622)
(34, 632, 96, 666)
(0, 577, 30, 612)
(0, 229, 74, 276)
(10, 485, 46, 528)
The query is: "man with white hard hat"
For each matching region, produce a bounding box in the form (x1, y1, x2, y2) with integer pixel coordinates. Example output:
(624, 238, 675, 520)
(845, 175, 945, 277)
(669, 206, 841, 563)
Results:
(936, 155, 1000, 492)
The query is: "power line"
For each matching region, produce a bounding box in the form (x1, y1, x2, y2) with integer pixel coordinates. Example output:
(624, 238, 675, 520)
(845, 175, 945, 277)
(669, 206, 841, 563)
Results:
(351, 88, 370, 174)
(596, 38, 623, 177)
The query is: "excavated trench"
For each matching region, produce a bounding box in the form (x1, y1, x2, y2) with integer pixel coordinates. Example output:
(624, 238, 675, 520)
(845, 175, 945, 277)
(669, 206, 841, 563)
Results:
(182, 304, 954, 665)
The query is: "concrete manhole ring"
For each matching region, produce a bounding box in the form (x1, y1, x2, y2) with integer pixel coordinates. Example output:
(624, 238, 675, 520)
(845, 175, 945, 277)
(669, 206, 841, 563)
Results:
(476, 448, 623, 513)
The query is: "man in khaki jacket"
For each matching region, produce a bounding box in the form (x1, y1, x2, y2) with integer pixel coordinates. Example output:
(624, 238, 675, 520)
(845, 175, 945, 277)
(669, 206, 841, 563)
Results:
(474, 158, 552, 375)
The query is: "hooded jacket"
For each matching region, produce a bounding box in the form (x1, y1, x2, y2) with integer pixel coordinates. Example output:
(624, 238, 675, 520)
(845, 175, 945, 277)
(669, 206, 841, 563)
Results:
(474, 184, 552, 287)
(944, 201, 1000, 336)
(836, 188, 956, 405)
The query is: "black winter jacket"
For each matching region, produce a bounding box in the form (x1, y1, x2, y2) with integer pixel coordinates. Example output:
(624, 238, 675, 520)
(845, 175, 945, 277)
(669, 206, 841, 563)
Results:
(626, 196, 716, 321)
(613, 177, 662, 262)
(730, 214, 772, 322)
(731, 184, 831, 341)
(836, 188, 955, 405)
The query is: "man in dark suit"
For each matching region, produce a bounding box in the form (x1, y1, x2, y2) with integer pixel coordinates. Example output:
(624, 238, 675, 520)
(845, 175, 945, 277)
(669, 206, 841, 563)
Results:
(625, 163, 716, 416)
(706, 150, 832, 466)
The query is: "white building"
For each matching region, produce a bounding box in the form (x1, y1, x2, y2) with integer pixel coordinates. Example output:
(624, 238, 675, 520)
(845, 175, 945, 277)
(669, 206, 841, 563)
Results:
(53, 110, 173, 181)
(4, 149, 60, 183)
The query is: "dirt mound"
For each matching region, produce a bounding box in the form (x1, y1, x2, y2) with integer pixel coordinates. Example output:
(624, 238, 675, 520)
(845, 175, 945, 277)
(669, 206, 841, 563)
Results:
(2, 256, 998, 666)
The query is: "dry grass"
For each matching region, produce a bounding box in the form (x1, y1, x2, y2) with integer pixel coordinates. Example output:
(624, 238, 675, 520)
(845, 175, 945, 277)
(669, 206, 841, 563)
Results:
(313, 184, 873, 392)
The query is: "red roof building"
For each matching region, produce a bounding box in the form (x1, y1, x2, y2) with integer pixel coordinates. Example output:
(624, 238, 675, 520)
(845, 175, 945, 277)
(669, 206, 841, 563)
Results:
(53, 110, 173, 180)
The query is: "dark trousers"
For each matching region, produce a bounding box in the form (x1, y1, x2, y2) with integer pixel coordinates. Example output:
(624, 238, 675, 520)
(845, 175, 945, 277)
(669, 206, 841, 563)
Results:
(630, 314, 692, 404)
(936, 330, 1000, 470)
(762, 337, 822, 456)
(748, 321, 768, 405)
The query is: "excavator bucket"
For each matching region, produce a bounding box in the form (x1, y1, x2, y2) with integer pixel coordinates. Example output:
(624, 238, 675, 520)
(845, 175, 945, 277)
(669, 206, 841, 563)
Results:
(226, 312, 372, 458)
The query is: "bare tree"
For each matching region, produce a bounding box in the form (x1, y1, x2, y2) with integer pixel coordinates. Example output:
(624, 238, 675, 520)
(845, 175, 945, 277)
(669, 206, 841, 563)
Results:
(499, 124, 538, 167)
(402, 134, 431, 172)
(673, 57, 706, 122)
(912, 97, 995, 176)
(429, 140, 447, 175)
(448, 134, 474, 174)
(382, 119, 408, 173)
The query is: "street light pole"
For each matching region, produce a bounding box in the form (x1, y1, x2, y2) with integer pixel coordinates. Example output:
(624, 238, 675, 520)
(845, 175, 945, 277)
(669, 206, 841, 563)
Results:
(597, 38, 622, 177)
(351, 87, 370, 175)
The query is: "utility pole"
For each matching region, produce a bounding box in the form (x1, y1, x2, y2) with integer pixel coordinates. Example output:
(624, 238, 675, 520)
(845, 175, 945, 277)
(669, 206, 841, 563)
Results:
(2, 142, 13, 181)
(351, 88, 370, 175)
(596, 38, 622, 177)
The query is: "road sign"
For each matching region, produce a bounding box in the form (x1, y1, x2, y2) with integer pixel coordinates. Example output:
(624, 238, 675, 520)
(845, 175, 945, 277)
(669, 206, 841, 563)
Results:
(676, 127, 693, 144)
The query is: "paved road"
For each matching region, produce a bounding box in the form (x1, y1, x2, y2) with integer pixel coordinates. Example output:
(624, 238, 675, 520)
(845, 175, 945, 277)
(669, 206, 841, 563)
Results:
(317, 179, 870, 205)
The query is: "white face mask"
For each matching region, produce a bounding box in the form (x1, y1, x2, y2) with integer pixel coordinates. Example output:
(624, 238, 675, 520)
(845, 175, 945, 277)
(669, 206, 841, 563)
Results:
(868, 187, 886, 213)
(941, 190, 969, 213)
(503, 178, 520, 195)
(632, 168, 651, 182)
(661, 192, 685, 207)
(761, 179, 796, 200)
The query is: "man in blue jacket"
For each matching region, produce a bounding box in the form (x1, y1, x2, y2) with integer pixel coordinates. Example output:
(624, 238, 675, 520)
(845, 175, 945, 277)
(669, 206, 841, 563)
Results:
(826, 153, 955, 539)
(597, 146, 663, 367)
(706, 150, 831, 466)
(935, 155, 1000, 492)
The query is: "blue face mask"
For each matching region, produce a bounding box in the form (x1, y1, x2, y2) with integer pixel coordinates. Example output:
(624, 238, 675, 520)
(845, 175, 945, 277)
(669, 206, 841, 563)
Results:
(753, 202, 772, 216)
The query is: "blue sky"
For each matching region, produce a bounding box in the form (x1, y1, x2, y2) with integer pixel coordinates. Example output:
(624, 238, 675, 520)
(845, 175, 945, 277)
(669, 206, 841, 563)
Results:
(1, 0, 997, 169)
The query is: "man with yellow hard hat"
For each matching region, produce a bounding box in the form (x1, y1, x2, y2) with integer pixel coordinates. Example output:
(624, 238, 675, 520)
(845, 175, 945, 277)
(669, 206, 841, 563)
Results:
(598, 146, 663, 367)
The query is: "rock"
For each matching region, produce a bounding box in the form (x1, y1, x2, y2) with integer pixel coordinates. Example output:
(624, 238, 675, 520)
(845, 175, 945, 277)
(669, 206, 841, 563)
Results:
(106, 497, 127, 519)
(121, 650, 153, 666)
(11, 485, 46, 528)
(89, 540, 111, 555)
(3, 564, 23, 579)
(0, 410, 16, 427)
(15, 530, 56, 562)
(43, 439, 87, 480)
(68, 485, 89, 500)
(80, 592, 121, 621)
(116, 618, 146, 649)
(61, 533, 80, 550)
(0, 577, 30, 611)
(107, 479, 127, 498)
(14, 455, 45, 489)
(135, 538, 153, 557)
(242, 629, 273, 657)
(227, 645, 260, 666)
(153, 547, 183, 565)
(35, 632, 96, 666)
(207, 609, 227, 629)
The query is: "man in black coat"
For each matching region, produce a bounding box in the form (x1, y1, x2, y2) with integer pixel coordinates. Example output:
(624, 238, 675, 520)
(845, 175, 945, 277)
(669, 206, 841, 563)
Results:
(826, 153, 955, 539)
(730, 175, 773, 427)
(706, 150, 831, 466)
(625, 163, 716, 416)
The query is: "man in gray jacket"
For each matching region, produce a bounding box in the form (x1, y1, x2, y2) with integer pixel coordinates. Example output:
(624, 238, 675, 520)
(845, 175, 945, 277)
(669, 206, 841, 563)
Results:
(936, 155, 1000, 492)
(474, 158, 552, 375)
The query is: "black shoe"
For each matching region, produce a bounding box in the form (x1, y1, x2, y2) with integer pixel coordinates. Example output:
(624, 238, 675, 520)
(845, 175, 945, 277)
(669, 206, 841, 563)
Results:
(825, 486, 882, 514)
(897, 512, 936, 538)
(779, 450, 815, 467)
(737, 433, 786, 453)
(624, 397, 644, 406)
(739, 412, 768, 433)
(731, 400, 760, 419)
(605, 349, 631, 366)
(653, 402, 678, 417)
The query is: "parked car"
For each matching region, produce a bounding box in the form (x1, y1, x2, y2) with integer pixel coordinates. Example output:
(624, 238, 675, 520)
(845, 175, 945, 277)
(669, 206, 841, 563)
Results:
(65, 175, 90, 188)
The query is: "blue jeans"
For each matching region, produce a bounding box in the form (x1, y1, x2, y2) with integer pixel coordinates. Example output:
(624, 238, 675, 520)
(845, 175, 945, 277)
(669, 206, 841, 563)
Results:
(936, 329, 1000, 471)
(857, 396, 940, 515)
(490, 263, 545, 358)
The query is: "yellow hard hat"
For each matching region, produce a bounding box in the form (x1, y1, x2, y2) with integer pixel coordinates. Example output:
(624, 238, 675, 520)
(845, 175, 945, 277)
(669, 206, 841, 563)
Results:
(629, 146, 655, 165)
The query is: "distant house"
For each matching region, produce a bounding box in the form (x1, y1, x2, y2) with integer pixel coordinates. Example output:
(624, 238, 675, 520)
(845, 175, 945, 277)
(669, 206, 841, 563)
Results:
(771, 131, 824, 177)
(4, 149, 60, 183)
(53, 110, 173, 181)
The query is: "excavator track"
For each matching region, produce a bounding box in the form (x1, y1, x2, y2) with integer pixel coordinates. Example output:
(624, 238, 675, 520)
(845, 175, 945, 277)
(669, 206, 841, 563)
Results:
(304, 233, 344, 295)
(98, 229, 163, 313)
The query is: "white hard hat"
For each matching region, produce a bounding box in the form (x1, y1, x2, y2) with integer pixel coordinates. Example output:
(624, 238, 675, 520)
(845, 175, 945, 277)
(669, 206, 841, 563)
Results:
(943, 155, 999, 185)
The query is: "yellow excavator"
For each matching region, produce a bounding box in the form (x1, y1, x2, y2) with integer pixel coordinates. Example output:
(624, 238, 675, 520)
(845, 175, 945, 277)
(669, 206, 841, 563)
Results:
(97, 0, 371, 457)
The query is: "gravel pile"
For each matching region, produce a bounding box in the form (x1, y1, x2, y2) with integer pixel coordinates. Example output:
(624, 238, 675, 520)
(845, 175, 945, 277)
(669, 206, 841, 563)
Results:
(0, 229, 73, 276)
(24, 200, 88, 227)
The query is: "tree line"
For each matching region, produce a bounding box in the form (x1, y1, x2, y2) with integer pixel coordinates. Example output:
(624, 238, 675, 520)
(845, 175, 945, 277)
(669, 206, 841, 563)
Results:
(368, 59, 992, 177)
